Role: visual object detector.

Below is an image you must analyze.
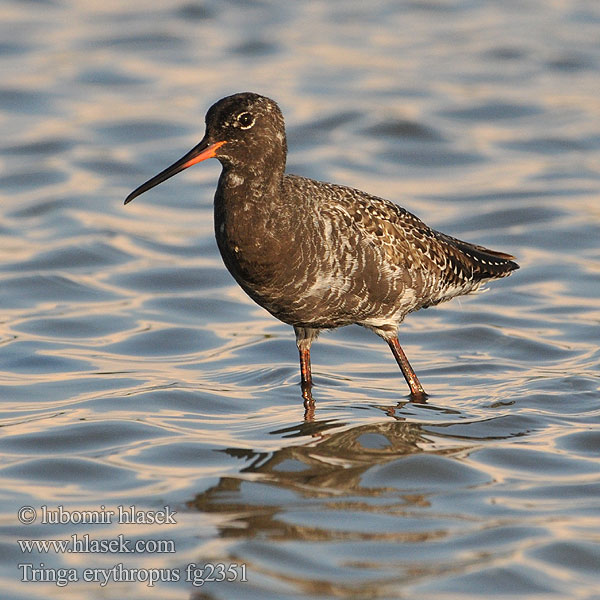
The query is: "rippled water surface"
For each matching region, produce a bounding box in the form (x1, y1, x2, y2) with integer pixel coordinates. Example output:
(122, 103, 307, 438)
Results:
(1, 1, 599, 598)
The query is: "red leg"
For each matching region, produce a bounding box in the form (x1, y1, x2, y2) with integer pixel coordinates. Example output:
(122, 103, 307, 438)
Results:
(387, 337, 427, 399)
(299, 346, 313, 389)
(294, 326, 318, 403)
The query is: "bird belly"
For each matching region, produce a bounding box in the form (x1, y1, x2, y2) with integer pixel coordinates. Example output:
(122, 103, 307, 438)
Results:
(215, 211, 438, 330)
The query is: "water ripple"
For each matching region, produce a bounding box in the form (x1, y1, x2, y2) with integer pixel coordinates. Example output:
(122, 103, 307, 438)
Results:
(1, 0, 599, 599)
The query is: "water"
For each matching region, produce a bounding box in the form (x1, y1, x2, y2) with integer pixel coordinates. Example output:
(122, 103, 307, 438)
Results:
(1, 0, 599, 598)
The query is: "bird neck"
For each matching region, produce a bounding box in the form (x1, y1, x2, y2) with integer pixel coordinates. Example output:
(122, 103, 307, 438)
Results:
(217, 155, 286, 208)
(213, 158, 289, 291)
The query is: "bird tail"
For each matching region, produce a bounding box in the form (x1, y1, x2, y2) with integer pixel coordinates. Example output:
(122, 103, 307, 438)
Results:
(440, 233, 520, 280)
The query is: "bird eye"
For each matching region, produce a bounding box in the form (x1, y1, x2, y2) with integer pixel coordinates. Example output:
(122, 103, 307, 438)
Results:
(236, 111, 255, 129)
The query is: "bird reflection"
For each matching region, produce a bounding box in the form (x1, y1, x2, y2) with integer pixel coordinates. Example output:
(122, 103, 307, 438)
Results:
(191, 417, 434, 524)
(187, 405, 472, 598)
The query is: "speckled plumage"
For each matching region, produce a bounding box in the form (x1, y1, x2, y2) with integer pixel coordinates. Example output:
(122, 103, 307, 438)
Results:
(126, 92, 519, 400)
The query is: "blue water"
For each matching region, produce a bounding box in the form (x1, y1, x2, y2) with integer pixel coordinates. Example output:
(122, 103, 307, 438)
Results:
(1, 1, 599, 598)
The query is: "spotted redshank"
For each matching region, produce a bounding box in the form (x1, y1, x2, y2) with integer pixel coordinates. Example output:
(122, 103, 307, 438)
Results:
(125, 92, 519, 401)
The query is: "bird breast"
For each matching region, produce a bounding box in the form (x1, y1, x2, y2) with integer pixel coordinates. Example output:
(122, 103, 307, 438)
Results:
(214, 186, 416, 329)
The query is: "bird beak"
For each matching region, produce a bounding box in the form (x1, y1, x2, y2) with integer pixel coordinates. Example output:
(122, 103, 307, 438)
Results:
(124, 139, 227, 204)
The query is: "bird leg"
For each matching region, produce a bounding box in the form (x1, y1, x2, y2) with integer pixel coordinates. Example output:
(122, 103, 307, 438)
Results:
(294, 326, 318, 404)
(298, 346, 313, 389)
(298, 346, 315, 407)
(387, 336, 427, 400)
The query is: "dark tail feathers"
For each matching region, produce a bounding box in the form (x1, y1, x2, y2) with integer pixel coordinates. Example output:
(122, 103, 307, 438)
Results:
(441, 233, 519, 280)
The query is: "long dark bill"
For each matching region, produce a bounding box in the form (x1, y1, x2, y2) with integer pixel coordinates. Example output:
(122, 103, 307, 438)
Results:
(124, 139, 226, 205)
